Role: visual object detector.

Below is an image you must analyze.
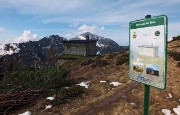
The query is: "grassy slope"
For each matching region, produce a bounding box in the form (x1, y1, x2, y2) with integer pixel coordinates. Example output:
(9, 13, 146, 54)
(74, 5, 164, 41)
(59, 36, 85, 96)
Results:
(17, 39, 180, 115)
(60, 40, 180, 115)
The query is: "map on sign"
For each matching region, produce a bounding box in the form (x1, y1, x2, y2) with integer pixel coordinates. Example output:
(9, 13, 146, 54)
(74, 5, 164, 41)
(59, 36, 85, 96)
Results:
(129, 15, 167, 89)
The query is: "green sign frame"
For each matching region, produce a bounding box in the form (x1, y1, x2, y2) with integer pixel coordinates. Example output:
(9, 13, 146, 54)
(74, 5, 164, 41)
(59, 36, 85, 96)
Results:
(129, 15, 168, 89)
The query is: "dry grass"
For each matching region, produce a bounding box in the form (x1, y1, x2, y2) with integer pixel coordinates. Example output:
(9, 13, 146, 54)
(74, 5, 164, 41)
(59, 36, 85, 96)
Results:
(16, 42, 180, 115)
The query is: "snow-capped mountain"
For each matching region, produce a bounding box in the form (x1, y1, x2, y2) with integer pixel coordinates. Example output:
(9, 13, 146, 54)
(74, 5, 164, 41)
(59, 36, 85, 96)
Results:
(0, 43, 20, 57)
(0, 33, 128, 71)
(72, 32, 128, 55)
(0, 35, 66, 72)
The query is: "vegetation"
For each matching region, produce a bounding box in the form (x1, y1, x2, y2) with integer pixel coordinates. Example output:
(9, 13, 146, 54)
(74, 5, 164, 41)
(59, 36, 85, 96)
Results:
(116, 56, 128, 65)
(116, 51, 129, 65)
(58, 54, 84, 59)
(168, 51, 180, 61)
(81, 59, 109, 67)
(60, 54, 95, 69)
(48, 85, 85, 106)
(0, 67, 68, 93)
(0, 66, 85, 113)
(168, 35, 180, 43)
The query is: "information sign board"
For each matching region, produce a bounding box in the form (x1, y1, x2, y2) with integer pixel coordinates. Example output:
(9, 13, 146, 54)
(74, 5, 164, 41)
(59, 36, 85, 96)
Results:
(129, 15, 167, 89)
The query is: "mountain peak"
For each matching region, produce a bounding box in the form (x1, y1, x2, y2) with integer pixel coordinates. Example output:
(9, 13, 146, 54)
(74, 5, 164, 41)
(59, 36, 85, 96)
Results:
(83, 32, 92, 35)
(71, 33, 127, 55)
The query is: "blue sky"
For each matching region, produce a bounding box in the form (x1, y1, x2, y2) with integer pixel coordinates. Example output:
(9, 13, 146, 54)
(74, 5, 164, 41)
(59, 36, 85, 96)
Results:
(0, 0, 180, 45)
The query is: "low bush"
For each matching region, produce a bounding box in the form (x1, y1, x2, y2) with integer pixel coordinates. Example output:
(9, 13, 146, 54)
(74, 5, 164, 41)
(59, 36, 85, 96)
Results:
(168, 51, 180, 61)
(0, 67, 69, 93)
(81, 59, 95, 66)
(91, 60, 110, 67)
(116, 57, 128, 65)
(52, 85, 84, 105)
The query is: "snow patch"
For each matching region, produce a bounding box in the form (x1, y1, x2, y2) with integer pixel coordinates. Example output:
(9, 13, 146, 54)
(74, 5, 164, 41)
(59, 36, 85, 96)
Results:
(45, 105, 52, 109)
(46, 96, 55, 100)
(162, 109, 172, 115)
(166, 93, 172, 98)
(168, 37, 173, 42)
(0, 43, 20, 56)
(78, 35, 86, 40)
(18, 111, 31, 115)
(173, 105, 180, 115)
(109, 82, 122, 87)
(76, 81, 89, 88)
(96, 41, 104, 47)
(130, 103, 137, 106)
(100, 80, 106, 83)
(96, 51, 101, 55)
(42, 45, 51, 49)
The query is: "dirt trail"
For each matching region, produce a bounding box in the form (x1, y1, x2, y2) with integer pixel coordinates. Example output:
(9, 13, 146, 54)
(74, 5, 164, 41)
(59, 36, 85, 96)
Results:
(84, 82, 141, 115)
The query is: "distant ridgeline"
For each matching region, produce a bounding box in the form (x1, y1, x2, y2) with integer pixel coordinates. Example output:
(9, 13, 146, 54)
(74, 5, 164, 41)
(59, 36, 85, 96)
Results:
(63, 35, 97, 56)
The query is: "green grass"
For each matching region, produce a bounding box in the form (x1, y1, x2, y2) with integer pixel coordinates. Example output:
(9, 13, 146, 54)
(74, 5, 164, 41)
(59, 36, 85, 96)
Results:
(58, 54, 85, 59)
(60, 54, 96, 69)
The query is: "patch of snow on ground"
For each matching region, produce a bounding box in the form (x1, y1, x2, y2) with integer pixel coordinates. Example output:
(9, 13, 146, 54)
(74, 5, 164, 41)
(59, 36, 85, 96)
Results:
(162, 109, 172, 115)
(78, 35, 86, 40)
(100, 80, 106, 83)
(166, 93, 172, 98)
(109, 82, 122, 87)
(130, 102, 137, 107)
(18, 111, 31, 115)
(45, 105, 52, 109)
(46, 96, 55, 100)
(96, 51, 101, 55)
(168, 37, 173, 42)
(173, 105, 180, 115)
(130, 103, 136, 105)
(96, 41, 104, 47)
(76, 81, 89, 88)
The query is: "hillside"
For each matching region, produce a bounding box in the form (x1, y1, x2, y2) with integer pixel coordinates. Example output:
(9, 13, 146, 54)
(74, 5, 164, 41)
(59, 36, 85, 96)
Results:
(14, 37, 180, 115)
(0, 33, 127, 72)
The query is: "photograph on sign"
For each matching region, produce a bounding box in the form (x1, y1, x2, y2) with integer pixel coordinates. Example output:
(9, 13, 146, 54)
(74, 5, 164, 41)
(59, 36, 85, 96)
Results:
(129, 15, 167, 89)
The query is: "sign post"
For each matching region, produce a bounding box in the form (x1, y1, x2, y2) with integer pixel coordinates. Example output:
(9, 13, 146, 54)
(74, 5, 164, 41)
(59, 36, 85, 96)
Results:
(144, 15, 151, 115)
(129, 15, 168, 115)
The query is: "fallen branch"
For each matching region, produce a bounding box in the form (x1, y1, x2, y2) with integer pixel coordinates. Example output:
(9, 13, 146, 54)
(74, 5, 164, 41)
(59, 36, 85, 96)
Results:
(0, 89, 45, 114)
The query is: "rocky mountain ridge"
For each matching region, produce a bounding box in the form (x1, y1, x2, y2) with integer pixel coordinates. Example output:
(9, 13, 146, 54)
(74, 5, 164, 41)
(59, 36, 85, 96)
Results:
(0, 33, 128, 71)
(72, 32, 128, 55)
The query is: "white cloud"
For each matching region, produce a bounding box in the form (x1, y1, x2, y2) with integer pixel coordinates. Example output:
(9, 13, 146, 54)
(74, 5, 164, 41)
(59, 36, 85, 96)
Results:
(3, 0, 90, 15)
(78, 24, 105, 34)
(0, 0, 180, 46)
(69, 23, 78, 28)
(14, 30, 38, 43)
(0, 27, 5, 32)
(66, 33, 71, 37)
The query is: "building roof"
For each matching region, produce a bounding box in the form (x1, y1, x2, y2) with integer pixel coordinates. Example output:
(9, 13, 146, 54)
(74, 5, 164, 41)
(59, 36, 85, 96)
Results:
(63, 40, 97, 43)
